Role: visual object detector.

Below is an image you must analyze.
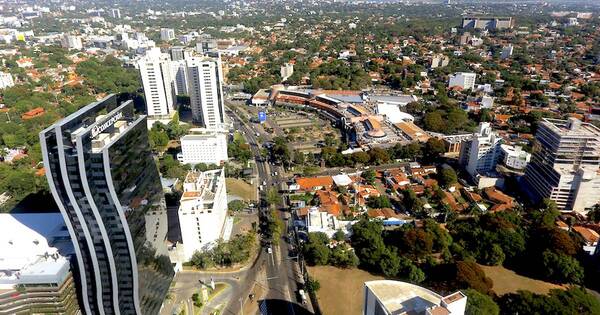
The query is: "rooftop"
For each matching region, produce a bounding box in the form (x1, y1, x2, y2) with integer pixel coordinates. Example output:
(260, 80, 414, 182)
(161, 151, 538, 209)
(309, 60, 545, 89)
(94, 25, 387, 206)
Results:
(365, 280, 442, 314)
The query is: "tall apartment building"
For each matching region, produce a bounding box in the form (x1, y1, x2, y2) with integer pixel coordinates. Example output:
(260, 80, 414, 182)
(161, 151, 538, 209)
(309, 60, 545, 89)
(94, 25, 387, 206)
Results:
(61, 34, 83, 50)
(0, 213, 79, 315)
(462, 16, 514, 30)
(171, 60, 188, 95)
(459, 122, 502, 177)
(524, 118, 600, 212)
(185, 55, 226, 129)
(178, 133, 228, 165)
(280, 63, 294, 81)
(448, 72, 476, 90)
(39, 95, 174, 315)
(178, 169, 228, 261)
(363, 280, 467, 315)
(430, 54, 450, 69)
(170, 46, 190, 61)
(138, 47, 176, 122)
(0, 71, 14, 89)
(111, 8, 121, 19)
(160, 28, 175, 41)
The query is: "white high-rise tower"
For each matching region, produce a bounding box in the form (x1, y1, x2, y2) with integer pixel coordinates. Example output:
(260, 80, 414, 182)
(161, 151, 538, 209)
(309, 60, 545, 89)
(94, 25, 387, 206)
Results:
(185, 55, 225, 129)
(138, 48, 176, 124)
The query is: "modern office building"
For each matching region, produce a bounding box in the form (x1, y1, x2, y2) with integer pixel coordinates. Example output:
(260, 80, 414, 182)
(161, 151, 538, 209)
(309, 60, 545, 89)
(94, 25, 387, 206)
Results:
(459, 122, 502, 177)
(138, 48, 176, 124)
(0, 213, 79, 315)
(448, 72, 476, 91)
(178, 169, 229, 261)
(178, 133, 228, 165)
(363, 280, 467, 315)
(159, 28, 175, 41)
(185, 55, 226, 129)
(61, 34, 83, 50)
(39, 95, 174, 315)
(461, 16, 514, 30)
(524, 118, 600, 212)
(0, 71, 14, 90)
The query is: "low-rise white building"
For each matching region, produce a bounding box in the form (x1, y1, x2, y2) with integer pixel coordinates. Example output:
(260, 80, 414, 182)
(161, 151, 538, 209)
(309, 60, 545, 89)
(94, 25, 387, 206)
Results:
(0, 71, 14, 89)
(363, 280, 467, 315)
(178, 169, 229, 261)
(0, 213, 79, 313)
(448, 72, 476, 91)
(305, 207, 354, 238)
(178, 133, 228, 166)
(500, 144, 531, 170)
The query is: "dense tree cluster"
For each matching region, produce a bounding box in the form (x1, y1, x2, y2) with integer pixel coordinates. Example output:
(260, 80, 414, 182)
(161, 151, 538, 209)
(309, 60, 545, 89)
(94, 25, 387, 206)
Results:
(189, 232, 256, 268)
(303, 232, 359, 268)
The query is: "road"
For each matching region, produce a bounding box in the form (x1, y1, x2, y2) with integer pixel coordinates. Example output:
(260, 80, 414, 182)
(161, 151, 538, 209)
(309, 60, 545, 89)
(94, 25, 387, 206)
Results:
(227, 102, 314, 315)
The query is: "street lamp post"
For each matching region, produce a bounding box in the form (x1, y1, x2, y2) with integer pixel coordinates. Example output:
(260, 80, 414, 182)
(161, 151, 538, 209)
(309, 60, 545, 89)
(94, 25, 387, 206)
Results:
(239, 296, 244, 315)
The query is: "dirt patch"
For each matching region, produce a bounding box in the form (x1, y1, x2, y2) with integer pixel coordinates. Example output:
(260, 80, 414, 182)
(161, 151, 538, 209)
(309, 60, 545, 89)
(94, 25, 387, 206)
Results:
(307, 266, 384, 315)
(479, 264, 565, 295)
(226, 178, 255, 201)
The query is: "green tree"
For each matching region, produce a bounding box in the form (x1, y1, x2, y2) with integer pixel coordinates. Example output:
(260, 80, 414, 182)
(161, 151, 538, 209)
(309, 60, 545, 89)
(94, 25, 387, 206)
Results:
(423, 138, 446, 162)
(362, 169, 376, 185)
(463, 289, 499, 315)
(541, 250, 584, 284)
(439, 167, 458, 188)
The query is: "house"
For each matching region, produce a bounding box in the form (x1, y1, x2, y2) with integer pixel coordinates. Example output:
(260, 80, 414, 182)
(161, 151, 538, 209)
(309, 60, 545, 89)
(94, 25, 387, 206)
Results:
(295, 176, 334, 191)
(483, 187, 514, 208)
(315, 189, 341, 216)
(21, 107, 45, 120)
(573, 226, 599, 255)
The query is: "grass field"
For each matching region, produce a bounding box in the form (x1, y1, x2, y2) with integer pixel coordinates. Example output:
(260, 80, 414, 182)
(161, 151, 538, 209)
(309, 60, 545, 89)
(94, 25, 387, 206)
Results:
(479, 264, 565, 295)
(308, 266, 383, 315)
(226, 178, 255, 201)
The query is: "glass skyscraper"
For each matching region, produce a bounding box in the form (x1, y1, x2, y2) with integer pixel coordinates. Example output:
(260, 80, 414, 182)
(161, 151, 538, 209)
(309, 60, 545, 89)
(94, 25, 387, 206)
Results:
(39, 94, 173, 315)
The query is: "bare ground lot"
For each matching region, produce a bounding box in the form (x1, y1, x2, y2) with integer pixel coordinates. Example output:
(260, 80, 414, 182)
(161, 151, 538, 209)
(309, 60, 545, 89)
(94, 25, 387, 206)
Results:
(226, 178, 255, 201)
(479, 264, 565, 295)
(307, 266, 383, 315)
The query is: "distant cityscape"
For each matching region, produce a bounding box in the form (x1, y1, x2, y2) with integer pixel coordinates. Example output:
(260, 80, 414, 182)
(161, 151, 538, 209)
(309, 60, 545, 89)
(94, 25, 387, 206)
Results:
(0, 1, 600, 315)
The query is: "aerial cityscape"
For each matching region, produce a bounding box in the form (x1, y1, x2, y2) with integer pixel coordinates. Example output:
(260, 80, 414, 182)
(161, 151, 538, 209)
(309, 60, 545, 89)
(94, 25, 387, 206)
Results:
(0, 0, 600, 314)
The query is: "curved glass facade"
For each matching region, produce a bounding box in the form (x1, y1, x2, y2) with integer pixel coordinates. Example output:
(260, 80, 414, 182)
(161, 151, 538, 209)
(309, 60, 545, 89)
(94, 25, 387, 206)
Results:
(40, 95, 174, 315)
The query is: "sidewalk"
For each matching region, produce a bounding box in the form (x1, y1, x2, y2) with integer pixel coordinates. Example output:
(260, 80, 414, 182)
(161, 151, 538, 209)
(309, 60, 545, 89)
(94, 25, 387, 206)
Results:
(243, 268, 267, 315)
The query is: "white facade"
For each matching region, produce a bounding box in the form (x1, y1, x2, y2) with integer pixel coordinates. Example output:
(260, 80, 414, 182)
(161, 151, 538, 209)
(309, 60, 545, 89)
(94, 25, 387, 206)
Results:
(500, 144, 531, 170)
(305, 207, 354, 238)
(448, 72, 476, 90)
(0, 213, 72, 289)
(0, 72, 14, 89)
(459, 122, 502, 177)
(170, 59, 188, 95)
(111, 8, 121, 19)
(178, 133, 228, 165)
(138, 48, 176, 120)
(60, 34, 82, 50)
(280, 63, 294, 81)
(186, 56, 226, 129)
(178, 169, 228, 261)
(501, 45, 513, 59)
(363, 280, 466, 315)
(431, 54, 450, 69)
(524, 118, 600, 212)
(160, 28, 175, 41)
